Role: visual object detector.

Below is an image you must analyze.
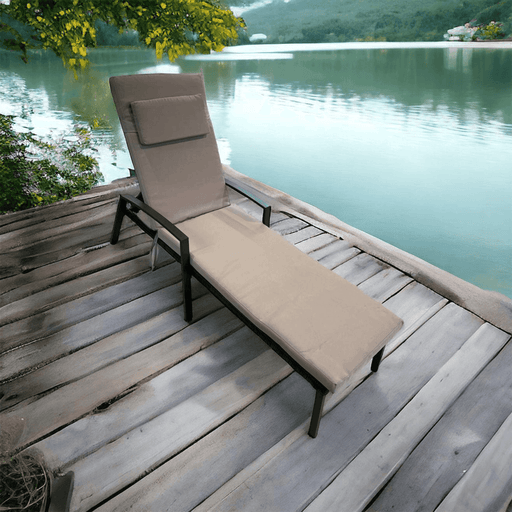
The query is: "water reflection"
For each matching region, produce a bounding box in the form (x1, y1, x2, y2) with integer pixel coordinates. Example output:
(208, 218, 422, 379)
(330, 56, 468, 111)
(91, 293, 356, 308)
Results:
(183, 47, 512, 127)
(1, 46, 511, 297)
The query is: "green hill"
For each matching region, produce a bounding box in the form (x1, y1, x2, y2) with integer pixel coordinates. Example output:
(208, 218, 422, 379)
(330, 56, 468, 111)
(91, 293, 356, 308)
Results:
(237, 0, 512, 44)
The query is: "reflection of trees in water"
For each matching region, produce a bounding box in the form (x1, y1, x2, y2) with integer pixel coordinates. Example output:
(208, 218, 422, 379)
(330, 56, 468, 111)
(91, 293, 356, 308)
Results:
(0, 48, 164, 152)
(3, 46, 512, 142)
(181, 48, 512, 132)
(180, 59, 238, 100)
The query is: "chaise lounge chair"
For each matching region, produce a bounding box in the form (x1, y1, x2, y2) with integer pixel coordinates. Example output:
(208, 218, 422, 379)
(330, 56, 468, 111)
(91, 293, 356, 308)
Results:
(109, 73, 403, 438)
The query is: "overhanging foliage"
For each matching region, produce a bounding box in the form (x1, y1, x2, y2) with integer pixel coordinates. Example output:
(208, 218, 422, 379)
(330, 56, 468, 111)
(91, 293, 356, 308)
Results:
(0, 0, 245, 70)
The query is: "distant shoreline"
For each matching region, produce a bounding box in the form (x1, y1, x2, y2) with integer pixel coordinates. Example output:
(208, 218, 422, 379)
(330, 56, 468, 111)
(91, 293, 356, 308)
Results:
(222, 40, 512, 53)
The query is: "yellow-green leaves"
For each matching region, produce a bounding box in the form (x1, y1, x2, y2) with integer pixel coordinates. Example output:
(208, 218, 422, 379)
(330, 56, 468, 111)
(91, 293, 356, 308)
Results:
(4, 0, 245, 72)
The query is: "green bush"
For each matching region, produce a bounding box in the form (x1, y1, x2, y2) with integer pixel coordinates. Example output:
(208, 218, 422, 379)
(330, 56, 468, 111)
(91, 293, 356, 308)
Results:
(0, 113, 103, 214)
(474, 20, 506, 38)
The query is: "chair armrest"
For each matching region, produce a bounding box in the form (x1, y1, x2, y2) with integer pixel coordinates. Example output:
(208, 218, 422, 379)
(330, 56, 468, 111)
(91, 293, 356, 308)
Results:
(225, 178, 271, 227)
(114, 194, 192, 321)
(120, 194, 189, 245)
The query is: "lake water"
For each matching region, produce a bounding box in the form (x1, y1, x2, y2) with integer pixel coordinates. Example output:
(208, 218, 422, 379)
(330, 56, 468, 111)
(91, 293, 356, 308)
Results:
(1, 44, 511, 298)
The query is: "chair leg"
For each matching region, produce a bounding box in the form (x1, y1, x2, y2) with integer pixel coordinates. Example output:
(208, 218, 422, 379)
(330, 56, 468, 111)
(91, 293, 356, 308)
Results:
(182, 271, 192, 322)
(180, 237, 192, 322)
(371, 346, 385, 372)
(308, 388, 328, 438)
(110, 196, 127, 245)
(48, 471, 74, 512)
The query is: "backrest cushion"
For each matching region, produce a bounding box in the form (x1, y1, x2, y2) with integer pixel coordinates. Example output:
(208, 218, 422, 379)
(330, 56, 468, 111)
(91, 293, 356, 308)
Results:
(110, 73, 229, 224)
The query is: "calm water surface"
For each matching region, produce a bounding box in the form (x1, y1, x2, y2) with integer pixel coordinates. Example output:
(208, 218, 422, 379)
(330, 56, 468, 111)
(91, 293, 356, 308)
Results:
(1, 45, 511, 298)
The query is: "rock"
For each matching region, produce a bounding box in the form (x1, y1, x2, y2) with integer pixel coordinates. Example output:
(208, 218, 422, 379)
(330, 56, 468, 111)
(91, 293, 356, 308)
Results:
(445, 24, 478, 42)
(249, 33, 267, 43)
(448, 26, 468, 35)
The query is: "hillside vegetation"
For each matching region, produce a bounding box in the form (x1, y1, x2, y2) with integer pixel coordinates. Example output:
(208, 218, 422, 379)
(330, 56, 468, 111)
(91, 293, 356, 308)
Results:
(238, 0, 512, 44)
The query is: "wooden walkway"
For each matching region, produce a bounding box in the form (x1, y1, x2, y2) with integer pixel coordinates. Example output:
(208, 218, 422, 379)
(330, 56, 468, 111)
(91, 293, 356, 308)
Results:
(1, 178, 511, 512)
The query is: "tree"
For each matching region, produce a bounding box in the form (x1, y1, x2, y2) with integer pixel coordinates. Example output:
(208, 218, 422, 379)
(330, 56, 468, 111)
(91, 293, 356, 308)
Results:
(0, 0, 245, 70)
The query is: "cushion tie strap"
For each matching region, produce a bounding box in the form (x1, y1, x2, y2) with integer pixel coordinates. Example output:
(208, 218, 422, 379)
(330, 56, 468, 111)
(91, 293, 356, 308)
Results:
(150, 231, 159, 271)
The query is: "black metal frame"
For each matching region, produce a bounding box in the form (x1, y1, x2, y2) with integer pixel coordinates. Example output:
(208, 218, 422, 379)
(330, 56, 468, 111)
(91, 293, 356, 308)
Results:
(111, 193, 193, 321)
(111, 184, 384, 438)
(225, 177, 271, 227)
(48, 471, 74, 512)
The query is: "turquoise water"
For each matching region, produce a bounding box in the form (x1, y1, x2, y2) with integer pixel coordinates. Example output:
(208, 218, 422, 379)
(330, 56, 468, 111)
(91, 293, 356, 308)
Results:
(1, 44, 511, 298)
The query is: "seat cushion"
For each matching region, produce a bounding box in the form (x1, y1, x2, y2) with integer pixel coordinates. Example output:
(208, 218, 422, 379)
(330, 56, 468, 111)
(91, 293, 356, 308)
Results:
(159, 206, 403, 392)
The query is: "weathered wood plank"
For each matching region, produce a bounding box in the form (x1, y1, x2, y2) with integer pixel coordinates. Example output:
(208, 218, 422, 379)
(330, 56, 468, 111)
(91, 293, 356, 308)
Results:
(201, 304, 482, 512)
(96, 372, 312, 512)
(0, 220, 115, 279)
(435, 409, 512, 512)
(0, 198, 116, 236)
(0, 229, 148, 303)
(333, 252, 388, 286)
(295, 233, 338, 253)
(67, 350, 291, 512)
(1, 306, 242, 451)
(317, 244, 360, 270)
(2, 208, 115, 256)
(0, 263, 181, 351)
(0, 204, 137, 279)
(379, 281, 446, 353)
(0, 280, 207, 382)
(358, 267, 414, 302)
(0, 294, 223, 411)
(308, 239, 351, 262)
(33, 325, 264, 470)
(283, 226, 323, 245)
(304, 323, 510, 512)
(0, 177, 136, 231)
(0, 255, 156, 326)
(387, 298, 449, 356)
(0, 198, 98, 231)
(368, 332, 512, 512)
(0, 199, 117, 251)
(271, 217, 310, 235)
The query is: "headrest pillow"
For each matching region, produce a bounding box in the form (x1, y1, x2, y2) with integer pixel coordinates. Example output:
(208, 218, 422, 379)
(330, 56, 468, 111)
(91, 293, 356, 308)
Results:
(131, 94, 209, 145)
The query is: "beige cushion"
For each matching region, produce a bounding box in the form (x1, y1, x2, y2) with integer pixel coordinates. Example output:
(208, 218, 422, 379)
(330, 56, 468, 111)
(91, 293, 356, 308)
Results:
(159, 206, 403, 392)
(110, 74, 230, 224)
(131, 94, 209, 145)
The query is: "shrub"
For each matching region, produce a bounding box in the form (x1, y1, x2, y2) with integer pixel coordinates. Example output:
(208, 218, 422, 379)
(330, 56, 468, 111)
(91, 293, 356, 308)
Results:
(474, 20, 506, 39)
(0, 113, 103, 214)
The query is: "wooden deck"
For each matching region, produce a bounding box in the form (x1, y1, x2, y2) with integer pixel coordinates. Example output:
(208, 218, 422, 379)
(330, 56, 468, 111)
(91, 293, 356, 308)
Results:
(1, 177, 511, 512)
